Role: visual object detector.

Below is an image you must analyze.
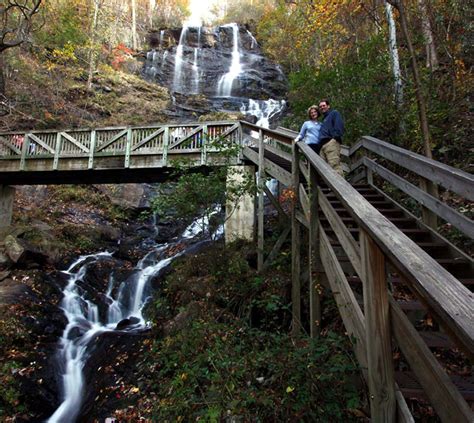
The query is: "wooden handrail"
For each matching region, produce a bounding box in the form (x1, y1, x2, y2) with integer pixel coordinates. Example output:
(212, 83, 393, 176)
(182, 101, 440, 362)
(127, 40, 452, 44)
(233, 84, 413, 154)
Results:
(298, 142, 473, 353)
(356, 136, 474, 201)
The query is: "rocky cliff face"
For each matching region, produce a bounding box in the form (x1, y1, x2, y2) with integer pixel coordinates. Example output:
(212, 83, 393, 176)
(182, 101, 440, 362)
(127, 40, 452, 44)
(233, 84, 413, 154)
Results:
(143, 24, 287, 121)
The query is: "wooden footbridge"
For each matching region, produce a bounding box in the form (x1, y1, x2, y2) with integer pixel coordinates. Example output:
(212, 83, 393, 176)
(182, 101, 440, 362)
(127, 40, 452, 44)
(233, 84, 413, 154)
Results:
(0, 121, 473, 421)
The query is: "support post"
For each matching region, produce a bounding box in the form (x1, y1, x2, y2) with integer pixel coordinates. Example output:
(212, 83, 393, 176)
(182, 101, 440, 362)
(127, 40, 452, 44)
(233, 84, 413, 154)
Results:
(257, 129, 265, 271)
(0, 185, 15, 227)
(291, 142, 301, 335)
(308, 165, 322, 337)
(419, 177, 438, 230)
(225, 165, 256, 243)
(360, 230, 396, 422)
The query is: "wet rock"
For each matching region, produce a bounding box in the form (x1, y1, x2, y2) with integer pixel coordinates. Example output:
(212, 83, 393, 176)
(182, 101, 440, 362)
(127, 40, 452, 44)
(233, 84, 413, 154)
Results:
(115, 316, 141, 330)
(95, 184, 157, 211)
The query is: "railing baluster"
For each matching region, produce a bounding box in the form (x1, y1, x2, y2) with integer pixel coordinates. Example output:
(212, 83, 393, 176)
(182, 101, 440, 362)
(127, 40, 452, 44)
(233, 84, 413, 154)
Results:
(360, 230, 396, 422)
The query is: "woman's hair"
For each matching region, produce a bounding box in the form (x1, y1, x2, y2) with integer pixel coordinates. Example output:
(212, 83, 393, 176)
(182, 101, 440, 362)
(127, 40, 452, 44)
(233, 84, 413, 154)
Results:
(307, 105, 319, 119)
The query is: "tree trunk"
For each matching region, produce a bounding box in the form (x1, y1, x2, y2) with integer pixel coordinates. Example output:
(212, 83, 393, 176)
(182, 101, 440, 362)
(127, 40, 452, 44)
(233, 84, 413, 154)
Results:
(87, 0, 101, 91)
(384, 1, 403, 109)
(418, 0, 439, 70)
(388, 0, 432, 159)
(388, 0, 438, 229)
(131, 0, 138, 50)
(0, 55, 5, 96)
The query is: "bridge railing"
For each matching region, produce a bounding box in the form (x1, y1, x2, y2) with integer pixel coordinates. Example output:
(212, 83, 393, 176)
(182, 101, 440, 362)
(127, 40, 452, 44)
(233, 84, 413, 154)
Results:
(240, 123, 473, 422)
(0, 121, 242, 170)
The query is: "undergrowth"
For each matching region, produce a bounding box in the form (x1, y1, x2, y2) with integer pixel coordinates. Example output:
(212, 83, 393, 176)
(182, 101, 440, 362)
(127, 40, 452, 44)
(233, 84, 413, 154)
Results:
(140, 241, 365, 421)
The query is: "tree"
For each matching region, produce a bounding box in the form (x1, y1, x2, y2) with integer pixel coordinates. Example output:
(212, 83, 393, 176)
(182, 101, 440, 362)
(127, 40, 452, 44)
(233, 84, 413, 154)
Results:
(417, 0, 438, 70)
(0, 0, 43, 95)
(384, 1, 403, 109)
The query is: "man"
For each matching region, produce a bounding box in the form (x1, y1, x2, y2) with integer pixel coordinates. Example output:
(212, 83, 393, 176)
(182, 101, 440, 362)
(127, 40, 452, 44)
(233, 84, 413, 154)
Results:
(318, 99, 344, 176)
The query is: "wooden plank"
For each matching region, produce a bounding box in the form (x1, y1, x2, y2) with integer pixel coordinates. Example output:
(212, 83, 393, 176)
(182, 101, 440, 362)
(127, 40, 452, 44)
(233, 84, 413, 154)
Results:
(242, 146, 292, 186)
(320, 228, 367, 368)
(168, 125, 203, 150)
(0, 136, 21, 155)
(299, 183, 310, 222)
(360, 230, 396, 422)
(88, 130, 96, 169)
(362, 136, 474, 201)
(28, 133, 55, 154)
(124, 128, 132, 168)
(320, 229, 414, 422)
(264, 142, 292, 164)
(95, 129, 128, 152)
(298, 158, 309, 182)
(263, 226, 291, 270)
(318, 186, 362, 277)
(258, 129, 265, 272)
(201, 124, 208, 164)
(262, 185, 289, 223)
(304, 146, 474, 356)
(308, 165, 321, 338)
(131, 128, 165, 151)
(364, 157, 474, 238)
(241, 121, 293, 145)
(53, 133, 61, 170)
(162, 127, 169, 166)
(291, 142, 302, 335)
(295, 210, 309, 228)
(60, 132, 89, 153)
(390, 296, 473, 422)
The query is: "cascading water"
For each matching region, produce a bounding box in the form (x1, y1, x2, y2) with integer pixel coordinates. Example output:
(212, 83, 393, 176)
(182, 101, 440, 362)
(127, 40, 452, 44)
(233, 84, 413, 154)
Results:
(172, 26, 188, 92)
(240, 98, 287, 128)
(217, 23, 242, 97)
(191, 27, 201, 94)
(47, 216, 220, 422)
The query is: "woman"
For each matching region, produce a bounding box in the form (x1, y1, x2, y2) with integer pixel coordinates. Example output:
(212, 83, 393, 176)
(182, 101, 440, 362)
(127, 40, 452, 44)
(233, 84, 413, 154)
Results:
(293, 105, 321, 154)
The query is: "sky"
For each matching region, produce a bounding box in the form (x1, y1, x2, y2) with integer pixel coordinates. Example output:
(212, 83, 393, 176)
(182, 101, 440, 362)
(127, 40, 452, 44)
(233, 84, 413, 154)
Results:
(186, 0, 222, 26)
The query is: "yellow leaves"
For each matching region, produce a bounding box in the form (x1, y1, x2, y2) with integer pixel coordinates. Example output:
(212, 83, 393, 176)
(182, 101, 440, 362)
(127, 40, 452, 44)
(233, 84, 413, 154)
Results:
(286, 385, 295, 393)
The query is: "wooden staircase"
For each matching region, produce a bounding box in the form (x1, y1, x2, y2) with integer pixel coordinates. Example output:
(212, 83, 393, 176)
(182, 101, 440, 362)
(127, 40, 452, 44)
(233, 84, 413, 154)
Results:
(321, 183, 474, 404)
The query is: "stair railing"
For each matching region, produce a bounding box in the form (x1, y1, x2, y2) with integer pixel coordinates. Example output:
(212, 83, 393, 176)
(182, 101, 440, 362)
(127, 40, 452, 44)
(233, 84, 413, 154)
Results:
(239, 121, 473, 422)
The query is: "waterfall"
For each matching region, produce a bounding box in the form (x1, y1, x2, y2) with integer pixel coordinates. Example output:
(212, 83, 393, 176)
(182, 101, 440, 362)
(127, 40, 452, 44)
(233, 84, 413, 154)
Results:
(172, 26, 188, 92)
(47, 215, 221, 423)
(217, 23, 242, 97)
(240, 98, 286, 128)
(191, 27, 201, 94)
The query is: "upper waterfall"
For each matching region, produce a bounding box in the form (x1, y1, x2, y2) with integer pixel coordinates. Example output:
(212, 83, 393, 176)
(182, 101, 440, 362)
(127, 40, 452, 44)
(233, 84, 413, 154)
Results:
(144, 24, 287, 125)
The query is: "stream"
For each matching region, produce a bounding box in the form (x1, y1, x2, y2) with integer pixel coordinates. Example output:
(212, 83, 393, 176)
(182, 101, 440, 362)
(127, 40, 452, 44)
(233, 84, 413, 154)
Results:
(47, 216, 222, 422)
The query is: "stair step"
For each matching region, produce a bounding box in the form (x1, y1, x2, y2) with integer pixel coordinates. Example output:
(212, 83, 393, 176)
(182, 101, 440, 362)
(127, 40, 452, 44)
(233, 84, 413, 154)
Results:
(395, 371, 474, 401)
(418, 331, 454, 348)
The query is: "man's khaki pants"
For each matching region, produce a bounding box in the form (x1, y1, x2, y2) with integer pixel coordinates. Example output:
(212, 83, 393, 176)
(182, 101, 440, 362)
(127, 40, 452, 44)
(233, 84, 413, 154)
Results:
(320, 139, 343, 176)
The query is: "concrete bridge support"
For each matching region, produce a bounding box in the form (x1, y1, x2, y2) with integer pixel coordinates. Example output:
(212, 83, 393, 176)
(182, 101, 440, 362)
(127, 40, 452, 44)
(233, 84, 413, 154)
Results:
(225, 166, 256, 243)
(0, 185, 15, 227)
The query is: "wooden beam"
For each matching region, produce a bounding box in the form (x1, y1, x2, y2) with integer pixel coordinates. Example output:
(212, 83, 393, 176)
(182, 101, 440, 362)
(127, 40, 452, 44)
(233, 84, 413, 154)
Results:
(298, 183, 310, 222)
(360, 230, 396, 422)
(28, 133, 55, 154)
(318, 186, 362, 277)
(362, 136, 474, 201)
(95, 129, 128, 152)
(131, 128, 165, 151)
(291, 142, 302, 335)
(308, 165, 321, 337)
(263, 226, 291, 270)
(60, 132, 89, 153)
(258, 129, 265, 272)
(0, 136, 21, 155)
(303, 147, 474, 356)
(390, 296, 473, 422)
(364, 157, 474, 238)
(262, 185, 289, 223)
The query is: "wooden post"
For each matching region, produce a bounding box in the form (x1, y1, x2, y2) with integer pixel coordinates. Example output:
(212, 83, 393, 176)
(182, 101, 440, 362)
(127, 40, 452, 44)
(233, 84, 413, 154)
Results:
(308, 165, 321, 337)
(53, 132, 62, 170)
(291, 142, 301, 335)
(124, 127, 132, 168)
(88, 130, 96, 169)
(162, 126, 169, 166)
(360, 230, 396, 422)
(257, 129, 265, 271)
(419, 177, 438, 229)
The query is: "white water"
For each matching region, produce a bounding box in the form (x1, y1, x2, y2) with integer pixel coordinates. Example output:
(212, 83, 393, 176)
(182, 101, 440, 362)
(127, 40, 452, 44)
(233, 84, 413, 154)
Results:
(240, 98, 286, 128)
(191, 27, 201, 94)
(172, 26, 188, 92)
(217, 23, 242, 96)
(47, 216, 219, 422)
